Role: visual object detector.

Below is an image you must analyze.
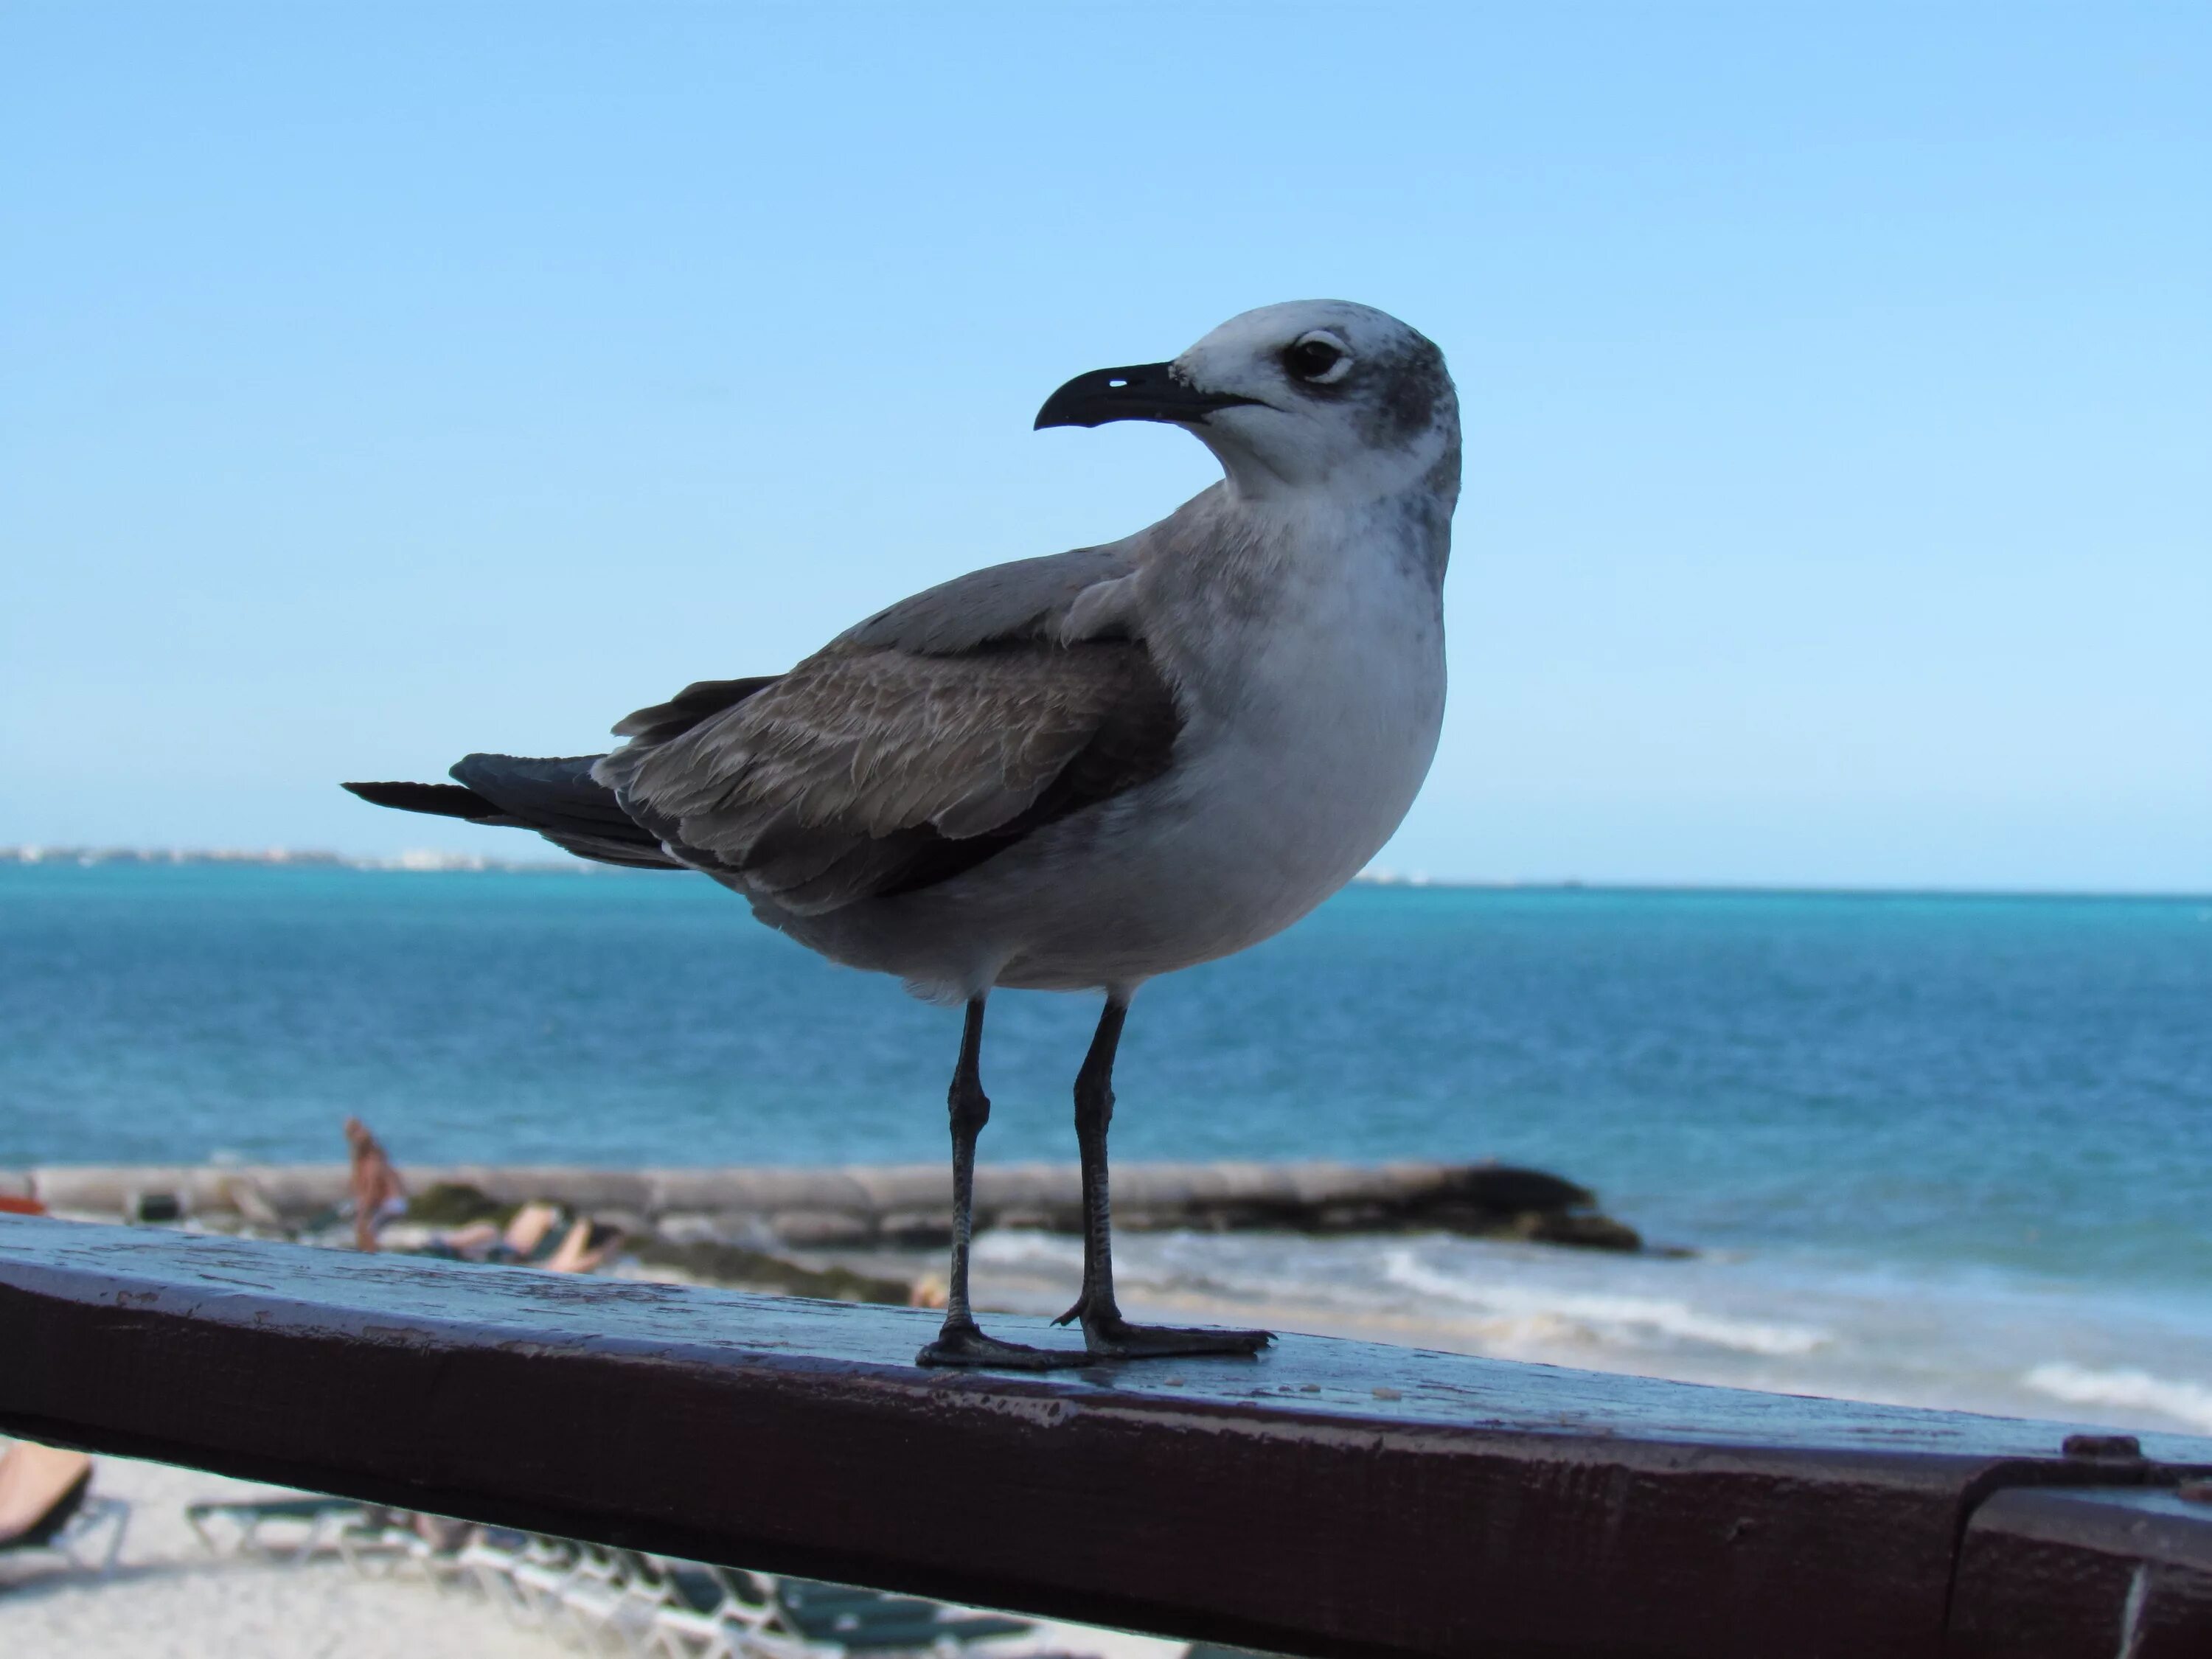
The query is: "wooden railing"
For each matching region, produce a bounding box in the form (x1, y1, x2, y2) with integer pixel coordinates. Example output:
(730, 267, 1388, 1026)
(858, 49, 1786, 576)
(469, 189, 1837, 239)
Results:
(3, 1216, 2208, 1658)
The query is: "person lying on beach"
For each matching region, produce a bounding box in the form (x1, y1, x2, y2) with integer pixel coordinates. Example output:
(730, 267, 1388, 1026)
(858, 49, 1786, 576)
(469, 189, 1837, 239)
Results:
(342, 1116, 407, 1253)
(418, 1203, 625, 1273)
(543, 1217, 627, 1276)
(423, 1199, 566, 1265)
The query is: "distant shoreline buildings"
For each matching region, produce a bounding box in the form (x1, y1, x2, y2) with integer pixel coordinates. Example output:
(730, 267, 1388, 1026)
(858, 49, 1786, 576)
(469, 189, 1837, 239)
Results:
(11, 850, 2183, 901)
(0, 844, 1446, 883)
(0, 845, 588, 874)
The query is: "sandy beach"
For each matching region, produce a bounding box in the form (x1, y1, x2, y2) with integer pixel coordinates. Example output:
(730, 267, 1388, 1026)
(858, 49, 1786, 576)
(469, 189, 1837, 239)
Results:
(0, 1453, 568, 1659)
(0, 1434, 1187, 1659)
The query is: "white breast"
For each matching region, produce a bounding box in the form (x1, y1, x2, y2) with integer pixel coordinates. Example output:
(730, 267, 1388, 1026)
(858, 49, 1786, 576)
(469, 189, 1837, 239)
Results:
(1161, 530, 1446, 922)
(977, 504, 1447, 990)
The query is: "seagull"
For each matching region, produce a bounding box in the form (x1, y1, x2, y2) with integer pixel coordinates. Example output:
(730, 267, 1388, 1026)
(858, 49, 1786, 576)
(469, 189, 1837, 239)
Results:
(347, 299, 1459, 1368)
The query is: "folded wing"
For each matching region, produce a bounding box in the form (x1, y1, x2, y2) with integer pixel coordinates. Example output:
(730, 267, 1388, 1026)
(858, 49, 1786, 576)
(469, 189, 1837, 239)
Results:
(597, 633, 1179, 914)
(347, 547, 1174, 906)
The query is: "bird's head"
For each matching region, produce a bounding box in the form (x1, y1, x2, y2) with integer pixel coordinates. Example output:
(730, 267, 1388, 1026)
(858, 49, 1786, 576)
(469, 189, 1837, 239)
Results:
(1035, 300, 1458, 507)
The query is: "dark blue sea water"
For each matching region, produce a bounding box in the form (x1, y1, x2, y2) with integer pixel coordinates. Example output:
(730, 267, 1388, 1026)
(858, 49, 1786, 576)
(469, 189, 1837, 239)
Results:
(4, 863, 2208, 1430)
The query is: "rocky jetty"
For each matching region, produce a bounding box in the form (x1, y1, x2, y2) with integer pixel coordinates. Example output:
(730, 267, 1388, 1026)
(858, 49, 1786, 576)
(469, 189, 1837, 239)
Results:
(4, 1161, 1641, 1252)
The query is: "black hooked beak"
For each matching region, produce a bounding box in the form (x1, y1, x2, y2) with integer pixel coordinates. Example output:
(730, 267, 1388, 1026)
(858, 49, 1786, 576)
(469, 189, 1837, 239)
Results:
(1033, 361, 1265, 431)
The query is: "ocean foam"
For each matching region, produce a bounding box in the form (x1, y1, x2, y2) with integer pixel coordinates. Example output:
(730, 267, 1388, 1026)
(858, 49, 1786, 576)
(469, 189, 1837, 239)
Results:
(973, 1229, 1084, 1266)
(2022, 1362, 2212, 1434)
(1382, 1250, 1830, 1357)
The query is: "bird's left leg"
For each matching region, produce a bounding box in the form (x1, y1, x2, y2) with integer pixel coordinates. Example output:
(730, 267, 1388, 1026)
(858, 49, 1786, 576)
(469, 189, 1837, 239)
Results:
(1054, 994, 1273, 1360)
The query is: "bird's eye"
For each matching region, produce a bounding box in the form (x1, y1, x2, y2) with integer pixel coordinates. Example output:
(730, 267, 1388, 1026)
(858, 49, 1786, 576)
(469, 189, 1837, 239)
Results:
(1282, 332, 1353, 385)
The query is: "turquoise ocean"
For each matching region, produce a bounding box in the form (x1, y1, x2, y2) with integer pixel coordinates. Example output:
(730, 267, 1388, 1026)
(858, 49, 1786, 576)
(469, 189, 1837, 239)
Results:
(4, 863, 2208, 1433)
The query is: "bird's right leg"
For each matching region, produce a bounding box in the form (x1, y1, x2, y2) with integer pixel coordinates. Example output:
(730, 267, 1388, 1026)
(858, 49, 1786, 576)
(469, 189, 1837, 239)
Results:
(916, 997, 1089, 1369)
(1056, 995, 1272, 1360)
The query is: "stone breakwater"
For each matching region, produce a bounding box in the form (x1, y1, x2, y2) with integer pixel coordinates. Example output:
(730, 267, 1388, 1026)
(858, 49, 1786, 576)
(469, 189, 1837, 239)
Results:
(2, 1161, 1641, 1251)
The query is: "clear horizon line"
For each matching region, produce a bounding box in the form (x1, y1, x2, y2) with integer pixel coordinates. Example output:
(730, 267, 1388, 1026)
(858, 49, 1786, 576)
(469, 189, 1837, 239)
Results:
(2, 844, 2206, 903)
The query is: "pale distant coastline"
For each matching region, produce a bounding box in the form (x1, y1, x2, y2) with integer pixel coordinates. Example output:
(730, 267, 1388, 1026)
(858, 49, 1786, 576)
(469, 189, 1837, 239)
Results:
(0, 844, 587, 874)
(4, 847, 2202, 900)
(0, 845, 1440, 882)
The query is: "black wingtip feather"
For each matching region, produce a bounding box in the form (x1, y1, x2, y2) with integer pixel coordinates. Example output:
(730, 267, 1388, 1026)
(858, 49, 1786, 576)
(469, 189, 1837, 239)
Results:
(346, 765, 681, 872)
(342, 780, 508, 821)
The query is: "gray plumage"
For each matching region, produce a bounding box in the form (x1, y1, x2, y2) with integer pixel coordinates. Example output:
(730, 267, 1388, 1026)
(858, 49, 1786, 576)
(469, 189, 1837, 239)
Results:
(346, 299, 1459, 1367)
(597, 625, 1177, 917)
(835, 545, 1135, 655)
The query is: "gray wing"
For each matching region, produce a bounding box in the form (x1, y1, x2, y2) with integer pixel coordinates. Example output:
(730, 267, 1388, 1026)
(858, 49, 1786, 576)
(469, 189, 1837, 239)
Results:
(594, 547, 1173, 914)
(835, 545, 1134, 654)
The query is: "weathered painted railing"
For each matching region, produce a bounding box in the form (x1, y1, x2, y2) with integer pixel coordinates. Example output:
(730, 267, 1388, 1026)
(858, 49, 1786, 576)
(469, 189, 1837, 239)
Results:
(2, 1217, 2208, 1658)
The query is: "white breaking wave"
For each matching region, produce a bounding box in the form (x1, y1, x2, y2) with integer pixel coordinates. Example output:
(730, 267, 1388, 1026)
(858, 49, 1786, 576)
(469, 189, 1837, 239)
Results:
(1382, 1249, 1831, 1357)
(974, 1230, 1085, 1266)
(2023, 1363, 2212, 1434)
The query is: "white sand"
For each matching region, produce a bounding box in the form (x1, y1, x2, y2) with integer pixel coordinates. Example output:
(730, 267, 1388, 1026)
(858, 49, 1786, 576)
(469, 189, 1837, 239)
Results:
(0, 1450, 568, 1658)
(0, 1444, 1182, 1659)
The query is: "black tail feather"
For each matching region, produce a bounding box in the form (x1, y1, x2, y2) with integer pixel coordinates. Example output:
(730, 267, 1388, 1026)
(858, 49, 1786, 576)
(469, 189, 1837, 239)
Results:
(344, 756, 681, 872)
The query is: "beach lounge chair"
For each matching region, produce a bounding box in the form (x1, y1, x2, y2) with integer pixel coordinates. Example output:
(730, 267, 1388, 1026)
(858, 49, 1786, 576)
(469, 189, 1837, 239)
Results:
(334, 1507, 473, 1593)
(446, 1524, 1035, 1659)
(649, 1571, 1032, 1659)
(636, 1561, 1035, 1659)
(552, 1543, 673, 1656)
(0, 1439, 130, 1579)
(457, 1524, 541, 1619)
(504, 1531, 588, 1629)
(644, 1559, 778, 1658)
(185, 1493, 366, 1563)
(770, 1579, 1032, 1653)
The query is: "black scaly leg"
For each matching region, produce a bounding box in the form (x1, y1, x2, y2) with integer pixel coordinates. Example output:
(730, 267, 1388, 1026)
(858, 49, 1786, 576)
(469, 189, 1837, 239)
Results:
(943, 997, 991, 1330)
(1054, 994, 1273, 1360)
(916, 998, 1089, 1369)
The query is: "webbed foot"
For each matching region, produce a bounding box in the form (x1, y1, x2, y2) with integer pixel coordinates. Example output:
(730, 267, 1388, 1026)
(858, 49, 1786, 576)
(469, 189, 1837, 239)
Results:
(1089, 1321, 1273, 1360)
(915, 1321, 1094, 1370)
(1057, 1305, 1273, 1360)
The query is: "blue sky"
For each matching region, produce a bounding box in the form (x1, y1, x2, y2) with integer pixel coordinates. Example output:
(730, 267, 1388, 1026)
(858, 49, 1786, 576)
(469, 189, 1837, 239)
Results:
(4, 2, 2205, 890)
